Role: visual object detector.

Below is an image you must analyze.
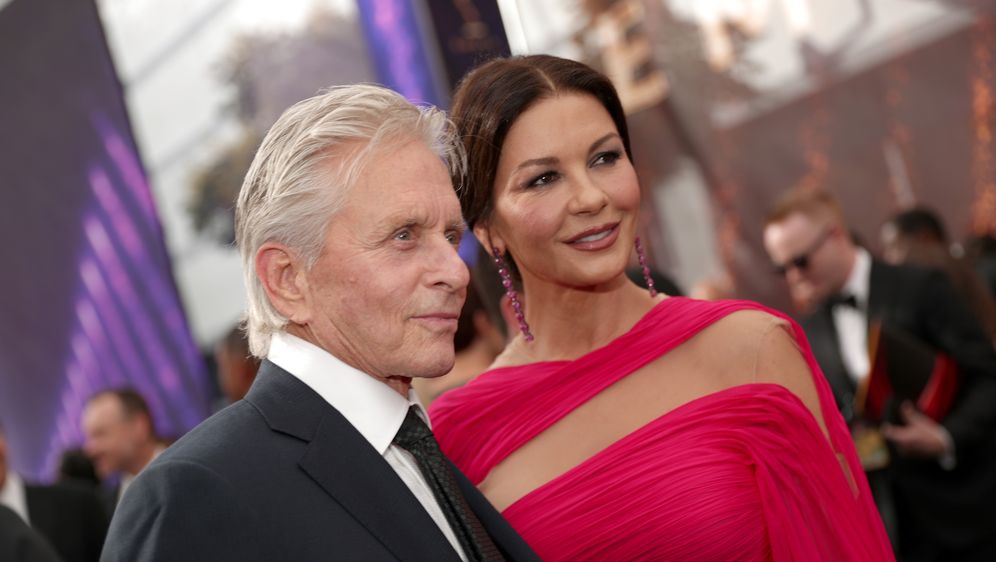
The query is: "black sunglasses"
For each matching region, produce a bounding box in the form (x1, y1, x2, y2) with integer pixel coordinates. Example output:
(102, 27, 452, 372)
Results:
(772, 227, 834, 276)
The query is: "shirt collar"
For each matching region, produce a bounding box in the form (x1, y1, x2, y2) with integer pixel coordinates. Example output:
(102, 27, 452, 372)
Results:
(0, 471, 29, 524)
(842, 247, 872, 308)
(266, 332, 426, 455)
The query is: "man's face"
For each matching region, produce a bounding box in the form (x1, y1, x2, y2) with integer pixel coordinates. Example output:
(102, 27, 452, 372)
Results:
(295, 139, 469, 383)
(880, 222, 910, 265)
(82, 395, 141, 478)
(763, 212, 850, 303)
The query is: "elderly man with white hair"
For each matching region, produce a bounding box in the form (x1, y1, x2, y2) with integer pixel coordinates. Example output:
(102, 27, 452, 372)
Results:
(101, 85, 539, 562)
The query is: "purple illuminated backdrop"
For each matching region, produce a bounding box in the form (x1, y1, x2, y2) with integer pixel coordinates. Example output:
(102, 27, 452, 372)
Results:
(356, 0, 446, 106)
(0, 0, 210, 481)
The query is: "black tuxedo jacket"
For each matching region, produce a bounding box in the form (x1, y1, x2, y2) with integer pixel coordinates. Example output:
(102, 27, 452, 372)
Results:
(0, 504, 61, 562)
(101, 361, 540, 562)
(800, 260, 996, 551)
(25, 483, 107, 562)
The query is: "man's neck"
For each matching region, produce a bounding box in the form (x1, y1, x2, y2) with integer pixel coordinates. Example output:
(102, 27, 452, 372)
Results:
(126, 442, 158, 476)
(277, 328, 413, 398)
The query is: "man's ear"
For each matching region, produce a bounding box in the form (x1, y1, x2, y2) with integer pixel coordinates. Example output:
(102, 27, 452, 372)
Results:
(255, 243, 310, 324)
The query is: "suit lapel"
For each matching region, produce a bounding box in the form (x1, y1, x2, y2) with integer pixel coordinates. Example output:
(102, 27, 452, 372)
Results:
(866, 260, 890, 327)
(248, 362, 461, 562)
(803, 307, 858, 420)
(299, 410, 462, 562)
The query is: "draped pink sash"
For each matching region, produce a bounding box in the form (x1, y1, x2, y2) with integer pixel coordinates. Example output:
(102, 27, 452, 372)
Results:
(431, 298, 894, 561)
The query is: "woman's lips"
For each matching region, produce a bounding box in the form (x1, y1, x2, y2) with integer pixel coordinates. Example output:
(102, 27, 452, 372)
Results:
(564, 223, 620, 250)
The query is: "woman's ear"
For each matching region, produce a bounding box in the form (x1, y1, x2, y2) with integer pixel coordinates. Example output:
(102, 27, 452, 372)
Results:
(474, 223, 505, 256)
(255, 242, 311, 324)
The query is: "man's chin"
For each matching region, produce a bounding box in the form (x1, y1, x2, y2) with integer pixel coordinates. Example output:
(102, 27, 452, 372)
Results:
(407, 355, 455, 380)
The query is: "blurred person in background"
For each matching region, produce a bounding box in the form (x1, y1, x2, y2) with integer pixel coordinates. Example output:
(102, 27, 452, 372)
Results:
(763, 187, 996, 561)
(56, 450, 99, 492)
(881, 207, 996, 343)
(0, 423, 107, 562)
(964, 233, 996, 300)
(100, 84, 538, 562)
(81, 389, 163, 513)
(213, 324, 260, 404)
(471, 244, 516, 346)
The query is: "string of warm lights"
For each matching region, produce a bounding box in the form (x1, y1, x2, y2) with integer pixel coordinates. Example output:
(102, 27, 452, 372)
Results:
(970, 15, 996, 234)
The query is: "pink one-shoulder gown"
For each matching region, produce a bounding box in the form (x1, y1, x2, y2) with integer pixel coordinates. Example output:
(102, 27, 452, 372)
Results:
(430, 298, 894, 561)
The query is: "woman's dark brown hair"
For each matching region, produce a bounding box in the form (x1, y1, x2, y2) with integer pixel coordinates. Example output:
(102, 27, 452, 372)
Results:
(450, 54, 633, 230)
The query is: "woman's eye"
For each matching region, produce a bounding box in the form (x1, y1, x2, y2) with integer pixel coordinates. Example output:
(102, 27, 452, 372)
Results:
(592, 151, 621, 167)
(526, 171, 559, 188)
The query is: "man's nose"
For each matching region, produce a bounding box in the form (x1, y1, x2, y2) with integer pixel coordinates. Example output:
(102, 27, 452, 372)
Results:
(431, 238, 470, 291)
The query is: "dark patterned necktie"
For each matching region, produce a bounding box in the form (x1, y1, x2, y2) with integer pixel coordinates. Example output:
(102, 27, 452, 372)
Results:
(393, 406, 505, 562)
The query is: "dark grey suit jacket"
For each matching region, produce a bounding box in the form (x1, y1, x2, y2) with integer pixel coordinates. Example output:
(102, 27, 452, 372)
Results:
(801, 260, 996, 551)
(101, 361, 539, 561)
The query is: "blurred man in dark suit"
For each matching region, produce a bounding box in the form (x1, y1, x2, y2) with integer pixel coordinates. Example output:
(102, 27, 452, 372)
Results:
(881, 207, 996, 344)
(100, 85, 539, 562)
(763, 188, 996, 561)
(0, 504, 61, 562)
(0, 423, 107, 562)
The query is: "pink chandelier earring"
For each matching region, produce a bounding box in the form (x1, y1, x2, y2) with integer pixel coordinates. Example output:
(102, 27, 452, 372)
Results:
(492, 247, 534, 342)
(635, 237, 658, 298)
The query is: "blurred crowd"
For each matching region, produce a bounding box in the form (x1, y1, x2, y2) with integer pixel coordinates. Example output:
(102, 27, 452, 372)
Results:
(0, 327, 259, 562)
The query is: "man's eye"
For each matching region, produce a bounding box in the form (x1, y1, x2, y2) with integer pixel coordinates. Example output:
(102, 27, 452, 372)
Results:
(446, 231, 463, 246)
(394, 230, 413, 241)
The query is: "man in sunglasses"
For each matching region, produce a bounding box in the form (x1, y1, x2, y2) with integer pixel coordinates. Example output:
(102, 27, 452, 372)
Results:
(762, 187, 996, 562)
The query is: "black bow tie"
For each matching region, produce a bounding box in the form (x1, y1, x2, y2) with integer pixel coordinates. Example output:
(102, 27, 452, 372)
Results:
(828, 293, 859, 309)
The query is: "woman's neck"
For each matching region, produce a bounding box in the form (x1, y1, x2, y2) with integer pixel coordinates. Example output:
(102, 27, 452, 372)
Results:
(507, 275, 661, 363)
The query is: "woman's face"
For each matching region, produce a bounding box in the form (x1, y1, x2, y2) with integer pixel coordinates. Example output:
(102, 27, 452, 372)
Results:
(478, 93, 640, 291)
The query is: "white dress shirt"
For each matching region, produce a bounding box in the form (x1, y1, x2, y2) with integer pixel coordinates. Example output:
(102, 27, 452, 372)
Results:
(833, 248, 872, 384)
(267, 332, 468, 561)
(0, 471, 30, 524)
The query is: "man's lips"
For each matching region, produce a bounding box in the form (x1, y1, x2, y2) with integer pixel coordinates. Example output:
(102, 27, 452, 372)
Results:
(412, 312, 459, 329)
(413, 312, 459, 320)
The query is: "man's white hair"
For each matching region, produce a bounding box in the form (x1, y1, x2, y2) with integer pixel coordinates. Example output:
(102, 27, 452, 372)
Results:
(235, 84, 465, 357)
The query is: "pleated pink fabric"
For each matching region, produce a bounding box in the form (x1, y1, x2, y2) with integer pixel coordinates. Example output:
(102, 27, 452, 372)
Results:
(430, 297, 894, 561)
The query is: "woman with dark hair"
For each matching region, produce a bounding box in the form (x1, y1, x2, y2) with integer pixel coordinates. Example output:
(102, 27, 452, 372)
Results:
(429, 55, 892, 561)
